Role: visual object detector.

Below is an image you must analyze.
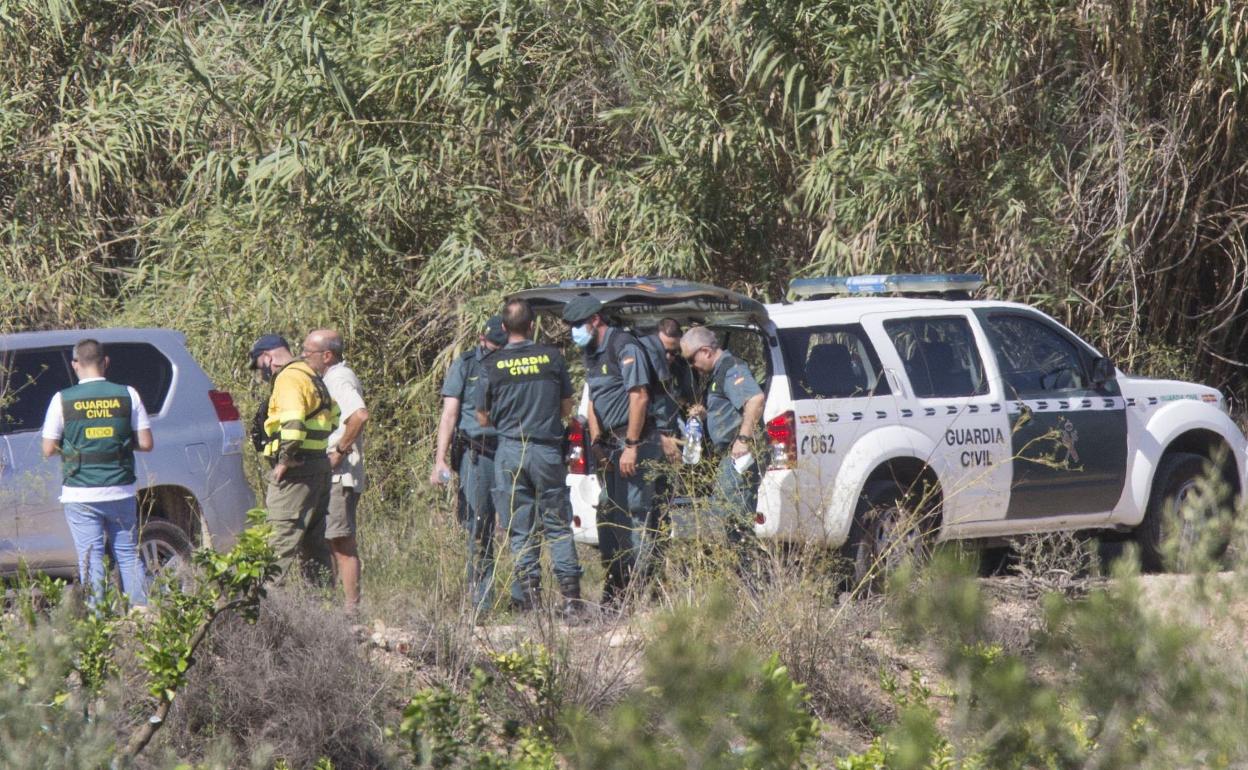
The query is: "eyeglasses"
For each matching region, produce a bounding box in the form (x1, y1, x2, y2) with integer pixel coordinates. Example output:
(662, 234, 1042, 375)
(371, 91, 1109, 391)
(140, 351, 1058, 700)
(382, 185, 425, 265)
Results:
(302, 347, 328, 357)
(684, 347, 707, 364)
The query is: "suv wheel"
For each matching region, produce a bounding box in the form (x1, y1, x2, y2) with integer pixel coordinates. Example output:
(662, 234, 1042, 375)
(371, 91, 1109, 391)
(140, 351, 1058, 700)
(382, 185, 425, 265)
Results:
(842, 479, 938, 593)
(1135, 452, 1228, 572)
(138, 519, 195, 584)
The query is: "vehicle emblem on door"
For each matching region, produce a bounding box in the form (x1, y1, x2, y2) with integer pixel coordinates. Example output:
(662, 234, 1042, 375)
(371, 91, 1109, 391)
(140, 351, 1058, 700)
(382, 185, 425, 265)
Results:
(1058, 418, 1080, 464)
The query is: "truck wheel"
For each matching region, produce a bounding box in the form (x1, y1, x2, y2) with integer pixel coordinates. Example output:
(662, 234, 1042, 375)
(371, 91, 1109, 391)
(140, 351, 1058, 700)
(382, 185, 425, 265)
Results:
(138, 519, 195, 585)
(1135, 452, 1227, 572)
(842, 479, 938, 593)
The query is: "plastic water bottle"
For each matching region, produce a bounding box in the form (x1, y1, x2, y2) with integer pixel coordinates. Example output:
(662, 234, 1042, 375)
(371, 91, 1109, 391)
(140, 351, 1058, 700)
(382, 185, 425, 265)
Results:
(682, 417, 703, 465)
(438, 468, 452, 484)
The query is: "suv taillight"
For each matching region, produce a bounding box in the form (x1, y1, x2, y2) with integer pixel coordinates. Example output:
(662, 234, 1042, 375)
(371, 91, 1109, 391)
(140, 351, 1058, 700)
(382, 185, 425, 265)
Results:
(766, 411, 796, 469)
(209, 390, 241, 422)
(566, 416, 588, 474)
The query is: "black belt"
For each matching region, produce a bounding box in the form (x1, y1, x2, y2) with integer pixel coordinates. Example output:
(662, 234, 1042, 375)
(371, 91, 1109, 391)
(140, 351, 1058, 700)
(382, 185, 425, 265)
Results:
(467, 434, 499, 458)
(499, 434, 563, 447)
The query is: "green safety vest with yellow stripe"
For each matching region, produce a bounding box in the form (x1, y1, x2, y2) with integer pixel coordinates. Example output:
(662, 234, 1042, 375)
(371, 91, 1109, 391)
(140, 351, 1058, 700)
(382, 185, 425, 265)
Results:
(262, 361, 340, 462)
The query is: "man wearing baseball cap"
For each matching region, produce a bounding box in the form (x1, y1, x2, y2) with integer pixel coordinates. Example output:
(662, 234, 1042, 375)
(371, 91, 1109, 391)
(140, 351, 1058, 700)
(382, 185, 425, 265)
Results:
(432, 315, 508, 611)
(562, 294, 662, 608)
(249, 333, 339, 580)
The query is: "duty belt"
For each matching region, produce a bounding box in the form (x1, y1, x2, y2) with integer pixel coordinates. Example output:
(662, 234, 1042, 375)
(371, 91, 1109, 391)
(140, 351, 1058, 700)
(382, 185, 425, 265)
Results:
(498, 434, 563, 447)
(467, 434, 499, 460)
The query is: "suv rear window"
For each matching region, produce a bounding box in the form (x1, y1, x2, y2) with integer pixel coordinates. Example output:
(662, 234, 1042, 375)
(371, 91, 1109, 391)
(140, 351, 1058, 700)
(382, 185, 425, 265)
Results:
(104, 342, 174, 414)
(884, 316, 988, 398)
(1, 348, 74, 434)
(779, 324, 889, 399)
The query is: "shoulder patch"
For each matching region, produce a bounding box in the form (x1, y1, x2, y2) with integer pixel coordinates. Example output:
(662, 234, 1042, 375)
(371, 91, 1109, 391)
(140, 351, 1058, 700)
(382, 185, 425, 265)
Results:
(733, 376, 746, 386)
(621, 357, 635, 366)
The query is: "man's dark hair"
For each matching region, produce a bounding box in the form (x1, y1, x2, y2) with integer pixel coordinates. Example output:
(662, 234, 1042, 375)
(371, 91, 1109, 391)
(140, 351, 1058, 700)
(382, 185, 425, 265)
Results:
(657, 318, 683, 338)
(502, 299, 534, 336)
(73, 339, 105, 367)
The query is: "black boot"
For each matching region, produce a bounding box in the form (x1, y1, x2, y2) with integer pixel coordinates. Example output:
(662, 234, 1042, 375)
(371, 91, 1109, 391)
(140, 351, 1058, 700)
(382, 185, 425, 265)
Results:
(511, 576, 541, 612)
(558, 576, 586, 621)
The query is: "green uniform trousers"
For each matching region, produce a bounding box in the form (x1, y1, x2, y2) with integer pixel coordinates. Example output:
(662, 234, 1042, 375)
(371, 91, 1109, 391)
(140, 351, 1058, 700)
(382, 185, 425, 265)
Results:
(711, 452, 761, 557)
(265, 456, 333, 581)
(459, 445, 497, 610)
(492, 439, 581, 604)
(597, 437, 663, 603)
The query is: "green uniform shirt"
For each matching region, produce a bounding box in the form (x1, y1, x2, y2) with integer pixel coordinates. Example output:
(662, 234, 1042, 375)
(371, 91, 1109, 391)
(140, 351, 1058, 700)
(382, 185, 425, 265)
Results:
(478, 340, 573, 442)
(638, 333, 699, 434)
(441, 347, 497, 440)
(706, 352, 763, 451)
(584, 327, 650, 432)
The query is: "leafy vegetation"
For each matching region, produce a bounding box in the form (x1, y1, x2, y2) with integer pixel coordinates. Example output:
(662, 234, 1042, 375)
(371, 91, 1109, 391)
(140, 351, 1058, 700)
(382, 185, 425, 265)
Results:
(5, 0, 1248, 767)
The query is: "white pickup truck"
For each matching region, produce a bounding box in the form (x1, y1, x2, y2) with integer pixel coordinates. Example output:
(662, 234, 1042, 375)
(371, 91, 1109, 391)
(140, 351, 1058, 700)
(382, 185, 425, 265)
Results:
(515, 275, 1246, 578)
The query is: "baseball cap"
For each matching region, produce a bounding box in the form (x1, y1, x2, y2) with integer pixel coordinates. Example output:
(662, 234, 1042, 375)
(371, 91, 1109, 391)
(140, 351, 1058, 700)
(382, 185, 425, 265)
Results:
(561, 294, 604, 325)
(484, 315, 508, 346)
(247, 333, 290, 369)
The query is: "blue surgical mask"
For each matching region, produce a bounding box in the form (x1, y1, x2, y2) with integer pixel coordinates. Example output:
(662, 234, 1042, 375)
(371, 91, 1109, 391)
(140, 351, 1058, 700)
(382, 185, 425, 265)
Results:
(571, 323, 593, 348)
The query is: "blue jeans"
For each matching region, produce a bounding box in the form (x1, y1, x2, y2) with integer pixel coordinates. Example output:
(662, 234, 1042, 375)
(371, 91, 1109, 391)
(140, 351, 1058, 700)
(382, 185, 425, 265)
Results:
(64, 497, 147, 606)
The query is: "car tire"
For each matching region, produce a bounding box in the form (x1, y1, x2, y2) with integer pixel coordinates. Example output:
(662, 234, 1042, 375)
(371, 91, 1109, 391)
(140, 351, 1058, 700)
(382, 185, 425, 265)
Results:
(841, 479, 939, 593)
(1135, 451, 1227, 573)
(138, 519, 195, 584)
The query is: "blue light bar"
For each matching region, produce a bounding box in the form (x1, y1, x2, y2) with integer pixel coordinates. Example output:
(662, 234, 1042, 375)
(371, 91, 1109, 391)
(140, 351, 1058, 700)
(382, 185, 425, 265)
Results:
(788, 273, 984, 300)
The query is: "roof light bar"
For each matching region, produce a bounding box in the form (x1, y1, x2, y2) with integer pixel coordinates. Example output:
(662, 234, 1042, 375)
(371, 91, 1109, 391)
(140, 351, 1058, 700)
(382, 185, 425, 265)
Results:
(788, 273, 984, 300)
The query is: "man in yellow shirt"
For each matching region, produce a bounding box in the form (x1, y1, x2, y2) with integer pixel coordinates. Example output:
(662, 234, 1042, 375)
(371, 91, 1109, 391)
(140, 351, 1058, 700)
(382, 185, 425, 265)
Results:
(249, 334, 340, 578)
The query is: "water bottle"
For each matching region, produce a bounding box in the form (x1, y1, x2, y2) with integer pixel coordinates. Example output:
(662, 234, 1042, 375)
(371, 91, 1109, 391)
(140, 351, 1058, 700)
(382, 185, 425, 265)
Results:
(438, 468, 452, 484)
(682, 416, 703, 465)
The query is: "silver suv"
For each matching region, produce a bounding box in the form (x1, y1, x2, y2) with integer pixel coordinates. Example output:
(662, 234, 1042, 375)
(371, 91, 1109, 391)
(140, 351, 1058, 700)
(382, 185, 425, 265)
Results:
(0, 329, 254, 578)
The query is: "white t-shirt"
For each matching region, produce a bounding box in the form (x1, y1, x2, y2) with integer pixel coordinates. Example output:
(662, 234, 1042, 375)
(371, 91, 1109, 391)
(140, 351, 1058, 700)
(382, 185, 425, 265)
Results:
(41, 378, 151, 503)
(324, 362, 367, 491)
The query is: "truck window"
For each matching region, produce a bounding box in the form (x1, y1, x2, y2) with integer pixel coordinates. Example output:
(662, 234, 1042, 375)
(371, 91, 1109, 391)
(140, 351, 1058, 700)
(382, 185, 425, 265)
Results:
(778, 324, 889, 399)
(981, 313, 1089, 397)
(884, 317, 987, 398)
(0, 348, 74, 434)
(104, 342, 175, 414)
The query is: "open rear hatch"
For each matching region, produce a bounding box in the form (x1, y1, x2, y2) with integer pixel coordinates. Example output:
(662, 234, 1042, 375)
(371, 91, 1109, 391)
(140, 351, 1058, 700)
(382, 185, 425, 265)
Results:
(509, 277, 769, 328)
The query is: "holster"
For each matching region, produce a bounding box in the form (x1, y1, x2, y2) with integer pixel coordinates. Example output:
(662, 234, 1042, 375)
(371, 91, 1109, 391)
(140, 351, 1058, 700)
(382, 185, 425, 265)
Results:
(467, 434, 498, 462)
(450, 429, 468, 469)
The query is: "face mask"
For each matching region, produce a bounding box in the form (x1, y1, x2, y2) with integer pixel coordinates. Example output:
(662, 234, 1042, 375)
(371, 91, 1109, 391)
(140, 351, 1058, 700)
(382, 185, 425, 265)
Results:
(571, 323, 593, 348)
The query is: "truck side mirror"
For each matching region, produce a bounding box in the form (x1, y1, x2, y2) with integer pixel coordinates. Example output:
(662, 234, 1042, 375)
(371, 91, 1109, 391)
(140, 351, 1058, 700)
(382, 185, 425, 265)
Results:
(1091, 357, 1116, 386)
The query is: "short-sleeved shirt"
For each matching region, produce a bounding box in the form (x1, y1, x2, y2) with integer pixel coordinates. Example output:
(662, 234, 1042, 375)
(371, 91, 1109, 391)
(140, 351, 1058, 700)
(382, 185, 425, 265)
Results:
(42, 377, 151, 503)
(584, 327, 651, 432)
(705, 352, 763, 451)
(324, 361, 367, 491)
(478, 340, 573, 442)
(633, 334, 693, 434)
(440, 347, 497, 440)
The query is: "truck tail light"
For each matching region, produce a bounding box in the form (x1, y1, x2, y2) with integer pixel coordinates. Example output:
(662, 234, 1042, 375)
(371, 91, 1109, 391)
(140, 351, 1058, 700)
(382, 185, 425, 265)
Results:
(766, 411, 796, 469)
(566, 416, 588, 474)
(209, 390, 241, 422)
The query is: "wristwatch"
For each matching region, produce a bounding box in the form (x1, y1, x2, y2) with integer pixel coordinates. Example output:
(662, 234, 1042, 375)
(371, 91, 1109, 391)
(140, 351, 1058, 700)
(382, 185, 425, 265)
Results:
(624, 437, 642, 447)
(735, 434, 752, 443)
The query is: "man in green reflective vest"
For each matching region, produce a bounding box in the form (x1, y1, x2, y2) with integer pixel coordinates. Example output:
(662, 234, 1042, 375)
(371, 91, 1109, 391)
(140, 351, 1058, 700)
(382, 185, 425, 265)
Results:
(41, 339, 154, 608)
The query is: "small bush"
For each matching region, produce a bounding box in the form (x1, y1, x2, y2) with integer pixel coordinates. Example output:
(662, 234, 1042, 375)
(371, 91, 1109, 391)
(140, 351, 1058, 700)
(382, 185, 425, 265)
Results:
(161, 586, 398, 768)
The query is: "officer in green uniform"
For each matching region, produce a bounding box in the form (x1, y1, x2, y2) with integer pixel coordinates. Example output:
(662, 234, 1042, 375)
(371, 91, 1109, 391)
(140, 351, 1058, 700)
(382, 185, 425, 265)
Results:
(562, 295, 662, 606)
(682, 326, 765, 557)
(476, 299, 582, 613)
(636, 318, 693, 461)
(433, 316, 507, 610)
